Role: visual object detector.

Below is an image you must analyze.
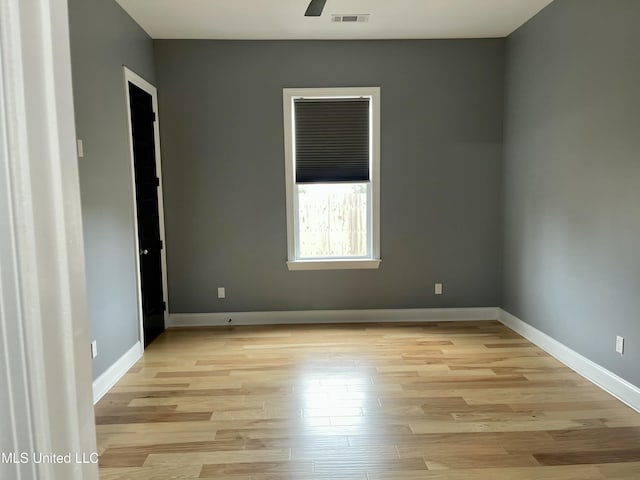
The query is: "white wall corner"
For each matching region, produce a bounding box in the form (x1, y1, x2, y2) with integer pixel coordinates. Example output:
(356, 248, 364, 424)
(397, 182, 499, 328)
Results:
(498, 308, 640, 413)
(92, 341, 143, 404)
(167, 307, 500, 328)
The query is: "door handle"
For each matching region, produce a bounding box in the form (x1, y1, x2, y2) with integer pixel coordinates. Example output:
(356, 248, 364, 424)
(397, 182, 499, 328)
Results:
(140, 249, 149, 255)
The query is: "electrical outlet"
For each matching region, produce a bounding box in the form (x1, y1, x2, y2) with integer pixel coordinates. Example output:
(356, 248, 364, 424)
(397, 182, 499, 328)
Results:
(434, 283, 443, 295)
(90, 340, 98, 359)
(77, 139, 84, 158)
(217, 287, 226, 299)
(616, 336, 624, 355)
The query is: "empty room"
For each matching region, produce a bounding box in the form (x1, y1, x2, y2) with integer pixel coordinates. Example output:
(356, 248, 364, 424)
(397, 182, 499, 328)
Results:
(1, 0, 639, 479)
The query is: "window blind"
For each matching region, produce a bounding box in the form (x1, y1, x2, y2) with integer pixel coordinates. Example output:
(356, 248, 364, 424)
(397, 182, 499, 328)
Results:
(294, 98, 370, 183)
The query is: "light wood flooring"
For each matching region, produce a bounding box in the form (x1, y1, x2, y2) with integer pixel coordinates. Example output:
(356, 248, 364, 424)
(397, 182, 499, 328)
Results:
(95, 321, 640, 479)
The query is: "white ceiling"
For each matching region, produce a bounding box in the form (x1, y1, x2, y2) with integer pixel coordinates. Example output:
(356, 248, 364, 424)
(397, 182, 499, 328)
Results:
(115, 0, 554, 40)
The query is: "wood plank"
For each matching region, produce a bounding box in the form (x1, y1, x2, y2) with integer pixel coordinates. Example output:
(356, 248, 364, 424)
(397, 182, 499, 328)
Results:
(535, 449, 640, 466)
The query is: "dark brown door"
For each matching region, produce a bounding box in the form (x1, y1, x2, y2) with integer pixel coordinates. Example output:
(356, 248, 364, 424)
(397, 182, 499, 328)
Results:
(128, 82, 165, 347)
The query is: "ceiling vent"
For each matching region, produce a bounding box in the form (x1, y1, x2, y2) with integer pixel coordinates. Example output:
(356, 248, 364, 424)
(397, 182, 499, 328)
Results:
(331, 14, 370, 23)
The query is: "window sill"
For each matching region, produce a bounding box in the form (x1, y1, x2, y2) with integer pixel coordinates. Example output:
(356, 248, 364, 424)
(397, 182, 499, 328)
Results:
(286, 259, 382, 271)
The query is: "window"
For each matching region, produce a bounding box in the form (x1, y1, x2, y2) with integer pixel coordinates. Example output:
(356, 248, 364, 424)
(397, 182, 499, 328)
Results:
(283, 87, 381, 270)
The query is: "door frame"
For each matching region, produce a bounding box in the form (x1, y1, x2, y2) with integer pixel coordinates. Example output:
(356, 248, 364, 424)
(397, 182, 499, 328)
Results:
(0, 0, 98, 477)
(123, 67, 169, 347)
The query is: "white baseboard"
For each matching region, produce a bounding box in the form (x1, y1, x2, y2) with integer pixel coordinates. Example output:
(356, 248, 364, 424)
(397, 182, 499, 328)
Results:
(498, 308, 640, 413)
(167, 307, 500, 328)
(92, 341, 143, 404)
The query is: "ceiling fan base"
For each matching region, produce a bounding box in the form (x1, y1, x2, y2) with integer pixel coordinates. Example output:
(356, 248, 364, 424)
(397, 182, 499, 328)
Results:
(305, 0, 327, 17)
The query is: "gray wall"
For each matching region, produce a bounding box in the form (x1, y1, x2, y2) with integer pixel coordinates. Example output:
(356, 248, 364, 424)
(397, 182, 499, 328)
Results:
(154, 40, 505, 313)
(503, 0, 640, 386)
(68, 0, 155, 379)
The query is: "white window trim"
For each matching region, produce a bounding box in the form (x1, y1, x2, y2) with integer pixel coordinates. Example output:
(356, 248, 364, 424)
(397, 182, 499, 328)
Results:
(283, 87, 381, 271)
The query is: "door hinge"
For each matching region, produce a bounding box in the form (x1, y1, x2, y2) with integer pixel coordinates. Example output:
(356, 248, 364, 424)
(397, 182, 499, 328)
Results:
(162, 301, 166, 312)
(153, 176, 160, 187)
(152, 111, 157, 122)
